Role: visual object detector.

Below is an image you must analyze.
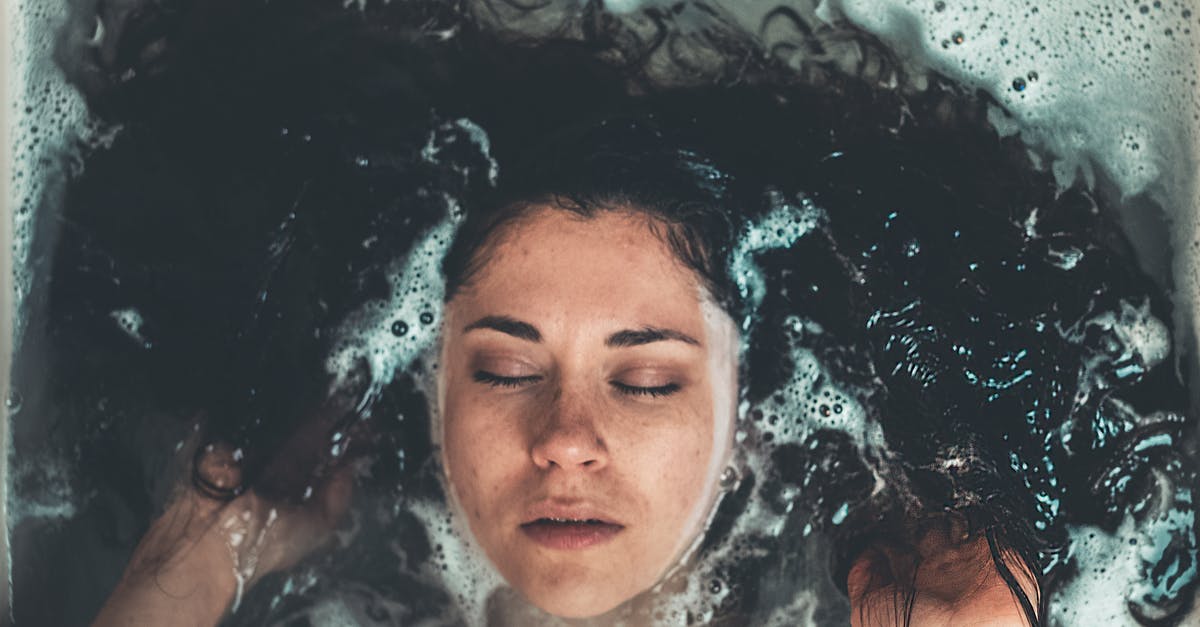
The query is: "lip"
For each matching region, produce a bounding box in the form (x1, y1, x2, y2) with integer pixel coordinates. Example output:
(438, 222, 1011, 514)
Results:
(519, 501, 626, 550)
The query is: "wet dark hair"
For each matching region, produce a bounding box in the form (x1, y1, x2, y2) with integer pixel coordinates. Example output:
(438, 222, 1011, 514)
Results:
(442, 114, 744, 317)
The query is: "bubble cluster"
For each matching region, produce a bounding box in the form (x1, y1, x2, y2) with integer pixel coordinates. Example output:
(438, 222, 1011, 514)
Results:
(730, 189, 825, 330)
(747, 315, 883, 456)
(1065, 298, 1172, 404)
(324, 118, 498, 414)
(406, 498, 505, 626)
(9, 457, 77, 521)
(109, 307, 150, 349)
(10, 0, 112, 340)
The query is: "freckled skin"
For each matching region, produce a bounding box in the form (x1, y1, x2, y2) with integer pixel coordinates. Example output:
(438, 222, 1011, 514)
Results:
(438, 207, 738, 619)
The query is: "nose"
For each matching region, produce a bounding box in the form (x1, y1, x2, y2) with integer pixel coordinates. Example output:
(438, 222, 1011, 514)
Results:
(530, 391, 609, 471)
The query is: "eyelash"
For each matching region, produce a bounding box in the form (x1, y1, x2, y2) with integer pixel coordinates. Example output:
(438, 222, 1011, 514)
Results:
(610, 380, 681, 398)
(473, 371, 540, 388)
(472, 371, 680, 397)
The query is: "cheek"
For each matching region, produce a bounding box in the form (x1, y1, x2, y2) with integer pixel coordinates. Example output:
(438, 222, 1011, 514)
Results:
(443, 393, 525, 514)
(637, 403, 716, 522)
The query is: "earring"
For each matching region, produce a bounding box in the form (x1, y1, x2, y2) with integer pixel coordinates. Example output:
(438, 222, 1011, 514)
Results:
(719, 464, 741, 490)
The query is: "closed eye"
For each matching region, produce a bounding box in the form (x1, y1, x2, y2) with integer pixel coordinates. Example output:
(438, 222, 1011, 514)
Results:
(611, 381, 681, 398)
(473, 371, 542, 388)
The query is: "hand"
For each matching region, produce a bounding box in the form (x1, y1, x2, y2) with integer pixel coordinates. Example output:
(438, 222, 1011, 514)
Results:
(93, 436, 354, 626)
(846, 518, 1039, 627)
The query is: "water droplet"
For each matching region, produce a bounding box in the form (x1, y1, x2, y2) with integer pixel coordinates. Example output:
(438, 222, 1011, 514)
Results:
(391, 320, 408, 336)
(1027, 70, 1039, 81)
(709, 579, 723, 593)
(819, 404, 832, 417)
(934, 0, 946, 11)
(5, 390, 21, 411)
(951, 31, 965, 45)
(1012, 76, 1028, 91)
(833, 404, 843, 414)
(832, 502, 850, 525)
(419, 311, 435, 325)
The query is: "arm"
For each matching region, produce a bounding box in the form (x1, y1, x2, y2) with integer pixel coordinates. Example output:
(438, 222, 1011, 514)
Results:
(92, 492, 238, 627)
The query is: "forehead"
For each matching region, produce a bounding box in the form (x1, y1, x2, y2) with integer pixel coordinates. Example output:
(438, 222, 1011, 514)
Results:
(451, 207, 706, 327)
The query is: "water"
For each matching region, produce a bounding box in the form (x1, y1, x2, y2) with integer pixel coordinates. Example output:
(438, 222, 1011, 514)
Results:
(8, 0, 1199, 625)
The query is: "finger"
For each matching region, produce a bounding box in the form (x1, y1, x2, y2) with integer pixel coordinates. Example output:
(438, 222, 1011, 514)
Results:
(318, 463, 355, 526)
(195, 441, 245, 498)
(255, 405, 357, 501)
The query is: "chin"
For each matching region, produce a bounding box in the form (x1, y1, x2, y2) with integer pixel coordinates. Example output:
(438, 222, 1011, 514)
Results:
(530, 592, 625, 620)
(519, 570, 633, 619)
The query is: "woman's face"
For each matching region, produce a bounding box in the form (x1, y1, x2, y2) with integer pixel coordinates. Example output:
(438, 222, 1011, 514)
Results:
(437, 206, 739, 618)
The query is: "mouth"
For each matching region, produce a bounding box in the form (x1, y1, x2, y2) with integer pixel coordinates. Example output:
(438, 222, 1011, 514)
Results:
(519, 506, 625, 550)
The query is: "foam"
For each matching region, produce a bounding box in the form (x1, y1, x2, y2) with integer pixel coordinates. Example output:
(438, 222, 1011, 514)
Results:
(764, 316, 883, 453)
(729, 189, 825, 331)
(407, 496, 505, 626)
(731, 194, 884, 460)
(805, 0, 1199, 199)
(9, 0, 115, 341)
(323, 208, 459, 413)
(7, 1, 120, 582)
(323, 118, 498, 409)
(1057, 296, 1172, 400)
(8, 457, 76, 521)
(109, 307, 150, 349)
(1052, 488, 1198, 625)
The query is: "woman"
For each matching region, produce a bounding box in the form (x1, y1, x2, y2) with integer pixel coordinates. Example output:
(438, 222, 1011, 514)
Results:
(93, 110, 1043, 626)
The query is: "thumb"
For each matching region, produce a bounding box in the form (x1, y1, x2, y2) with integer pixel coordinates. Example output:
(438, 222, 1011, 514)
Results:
(313, 463, 355, 529)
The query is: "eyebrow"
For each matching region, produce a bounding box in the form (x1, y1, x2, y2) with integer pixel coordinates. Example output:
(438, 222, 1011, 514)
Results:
(606, 326, 701, 348)
(463, 315, 542, 342)
(462, 315, 701, 348)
